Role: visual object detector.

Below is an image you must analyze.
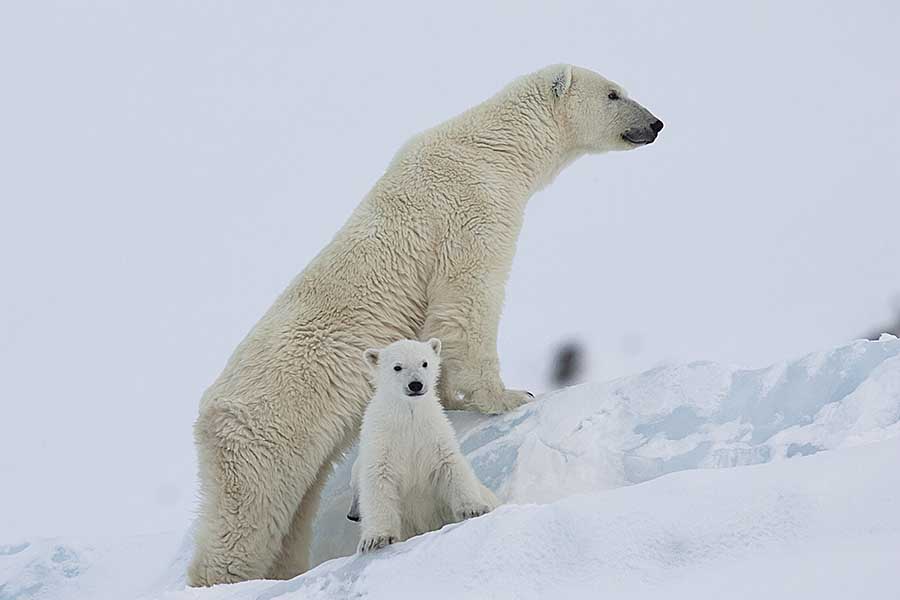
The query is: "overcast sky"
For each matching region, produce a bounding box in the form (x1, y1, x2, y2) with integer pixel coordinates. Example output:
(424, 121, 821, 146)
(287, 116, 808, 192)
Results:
(1, 1, 898, 541)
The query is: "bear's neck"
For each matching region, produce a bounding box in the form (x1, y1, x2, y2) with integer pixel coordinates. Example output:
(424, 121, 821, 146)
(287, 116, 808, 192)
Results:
(451, 81, 581, 198)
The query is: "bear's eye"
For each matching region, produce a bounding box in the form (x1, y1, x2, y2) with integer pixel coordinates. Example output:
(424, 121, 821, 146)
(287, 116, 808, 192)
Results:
(393, 365, 402, 372)
(422, 361, 428, 368)
(608, 91, 619, 100)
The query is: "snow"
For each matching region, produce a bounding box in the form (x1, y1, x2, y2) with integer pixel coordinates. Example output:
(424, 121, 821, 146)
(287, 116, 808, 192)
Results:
(0, 533, 183, 600)
(309, 335, 900, 564)
(2, 336, 899, 600)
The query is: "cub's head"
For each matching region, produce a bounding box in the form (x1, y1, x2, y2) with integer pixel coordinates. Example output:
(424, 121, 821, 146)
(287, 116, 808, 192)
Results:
(364, 338, 442, 398)
(547, 64, 663, 153)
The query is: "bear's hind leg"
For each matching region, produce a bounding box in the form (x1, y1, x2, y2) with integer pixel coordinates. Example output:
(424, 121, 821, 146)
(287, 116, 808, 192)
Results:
(267, 464, 330, 579)
(188, 440, 300, 587)
(269, 423, 361, 579)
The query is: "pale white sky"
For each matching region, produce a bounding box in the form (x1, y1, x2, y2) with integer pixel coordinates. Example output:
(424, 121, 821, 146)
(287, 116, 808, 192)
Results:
(1, 1, 897, 540)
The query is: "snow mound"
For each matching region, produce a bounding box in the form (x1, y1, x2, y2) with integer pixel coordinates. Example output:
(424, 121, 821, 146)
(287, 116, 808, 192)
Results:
(310, 335, 900, 563)
(2, 336, 898, 600)
(162, 438, 900, 600)
(0, 532, 182, 600)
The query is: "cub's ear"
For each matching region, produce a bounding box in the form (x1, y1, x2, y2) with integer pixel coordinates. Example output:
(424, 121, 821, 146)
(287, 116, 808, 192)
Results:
(428, 338, 442, 356)
(551, 65, 573, 98)
(363, 349, 380, 369)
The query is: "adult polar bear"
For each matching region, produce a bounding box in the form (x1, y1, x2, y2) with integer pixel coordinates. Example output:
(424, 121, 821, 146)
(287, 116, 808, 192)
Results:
(189, 64, 663, 586)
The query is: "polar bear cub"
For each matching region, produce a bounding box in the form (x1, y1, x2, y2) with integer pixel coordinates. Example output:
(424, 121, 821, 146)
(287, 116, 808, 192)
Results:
(354, 338, 498, 552)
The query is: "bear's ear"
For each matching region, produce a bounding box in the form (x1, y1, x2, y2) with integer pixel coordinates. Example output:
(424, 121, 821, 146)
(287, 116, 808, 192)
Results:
(428, 338, 442, 356)
(551, 65, 573, 98)
(363, 348, 380, 369)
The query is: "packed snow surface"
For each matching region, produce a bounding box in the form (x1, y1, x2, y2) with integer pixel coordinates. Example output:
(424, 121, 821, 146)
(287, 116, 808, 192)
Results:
(2, 336, 899, 600)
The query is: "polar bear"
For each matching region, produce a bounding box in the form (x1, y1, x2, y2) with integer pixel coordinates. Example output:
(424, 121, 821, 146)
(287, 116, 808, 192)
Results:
(188, 64, 662, 586)
(352, 338, 498, 552)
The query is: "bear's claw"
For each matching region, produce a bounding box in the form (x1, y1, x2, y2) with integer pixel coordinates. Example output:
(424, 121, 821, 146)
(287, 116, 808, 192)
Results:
(358, 534, 396, 553)
(470, 388, 533, 414)
(457, 503, 493, 520)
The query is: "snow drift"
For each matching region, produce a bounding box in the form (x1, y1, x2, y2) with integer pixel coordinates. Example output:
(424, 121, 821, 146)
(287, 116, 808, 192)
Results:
(309, 333, 900, 565)
(2, 336, 899, 600)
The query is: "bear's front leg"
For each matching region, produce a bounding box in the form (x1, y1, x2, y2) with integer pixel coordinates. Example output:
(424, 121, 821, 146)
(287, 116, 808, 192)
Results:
(422, 273, 532, 414)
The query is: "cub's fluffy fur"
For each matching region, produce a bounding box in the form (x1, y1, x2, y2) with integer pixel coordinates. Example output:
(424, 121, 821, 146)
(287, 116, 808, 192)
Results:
(353, 339, 497, 552)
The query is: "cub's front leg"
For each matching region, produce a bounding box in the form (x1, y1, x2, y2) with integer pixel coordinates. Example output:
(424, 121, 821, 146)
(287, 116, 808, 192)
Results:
(357, 461, 403, 553)
(433, 446, 499, 522)
(422, 273, 532, 414)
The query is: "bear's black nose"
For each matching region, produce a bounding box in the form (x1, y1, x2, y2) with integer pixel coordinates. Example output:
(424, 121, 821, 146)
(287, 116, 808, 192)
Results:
(408, 381, 423, 393)
(650, 119, 664, 133)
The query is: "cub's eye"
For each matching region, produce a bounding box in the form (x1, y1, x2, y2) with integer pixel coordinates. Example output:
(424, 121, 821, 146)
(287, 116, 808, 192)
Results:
(422, 361, 428, 368)
(608, 91, 619, 100)
(393, 365, 402, 372)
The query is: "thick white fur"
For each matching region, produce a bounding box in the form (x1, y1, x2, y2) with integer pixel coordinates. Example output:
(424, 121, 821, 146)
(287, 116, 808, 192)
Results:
(188, 64, 662, 586)
(353, 339, 497, 552)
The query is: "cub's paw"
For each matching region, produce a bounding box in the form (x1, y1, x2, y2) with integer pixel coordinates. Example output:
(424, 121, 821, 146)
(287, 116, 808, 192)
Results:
(357, 533, 397, 554)
(470, 389, 534, 415)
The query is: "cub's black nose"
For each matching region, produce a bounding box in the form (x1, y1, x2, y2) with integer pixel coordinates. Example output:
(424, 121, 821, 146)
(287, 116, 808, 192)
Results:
(650, 119, 664, 133)
(408, 381, 423, 393)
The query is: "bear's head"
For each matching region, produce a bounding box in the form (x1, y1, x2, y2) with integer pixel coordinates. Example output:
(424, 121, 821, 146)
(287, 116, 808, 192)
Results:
(548, 65, 663, 153)
(364, 338, 442, 399)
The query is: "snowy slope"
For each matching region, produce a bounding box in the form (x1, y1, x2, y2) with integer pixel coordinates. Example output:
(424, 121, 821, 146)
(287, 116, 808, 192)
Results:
(309, 333, 900, 565)
(2, 336, 899, 600)
(0, 532, 184, 600)
(158, 439, 900, 600)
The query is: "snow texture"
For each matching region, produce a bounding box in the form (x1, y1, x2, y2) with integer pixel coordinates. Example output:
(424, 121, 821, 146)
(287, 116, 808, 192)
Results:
(2, 336, 899, 600)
